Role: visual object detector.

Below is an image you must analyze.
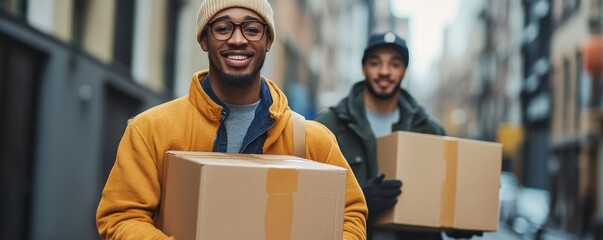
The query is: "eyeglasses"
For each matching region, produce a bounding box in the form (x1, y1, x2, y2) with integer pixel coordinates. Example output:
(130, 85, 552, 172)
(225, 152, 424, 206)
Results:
(207, 20, 268, 42)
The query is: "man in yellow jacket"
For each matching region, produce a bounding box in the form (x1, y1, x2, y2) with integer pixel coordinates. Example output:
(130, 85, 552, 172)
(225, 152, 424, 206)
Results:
(95, 0, 367, 239)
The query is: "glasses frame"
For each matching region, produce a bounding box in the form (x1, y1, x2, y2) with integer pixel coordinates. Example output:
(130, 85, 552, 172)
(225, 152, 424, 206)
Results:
(206, 19, 269, 42)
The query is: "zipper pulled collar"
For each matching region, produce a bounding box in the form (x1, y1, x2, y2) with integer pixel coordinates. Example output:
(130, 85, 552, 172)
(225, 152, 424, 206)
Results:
(201, 75, 275, 153)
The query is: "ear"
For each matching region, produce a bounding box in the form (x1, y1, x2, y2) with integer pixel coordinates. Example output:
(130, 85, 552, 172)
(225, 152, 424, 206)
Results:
(265, 35, 274, 52)
(199, 32, 209, 52)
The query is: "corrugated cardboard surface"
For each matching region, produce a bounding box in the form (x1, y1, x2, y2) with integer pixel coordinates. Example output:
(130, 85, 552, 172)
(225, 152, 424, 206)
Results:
(157, 151, 347, 240)
(375, 131, 502, 231)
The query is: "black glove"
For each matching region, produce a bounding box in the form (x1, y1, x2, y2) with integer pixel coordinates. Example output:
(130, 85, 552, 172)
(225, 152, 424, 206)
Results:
(445, 230, 483, 239)
(362, 173, 402, 220)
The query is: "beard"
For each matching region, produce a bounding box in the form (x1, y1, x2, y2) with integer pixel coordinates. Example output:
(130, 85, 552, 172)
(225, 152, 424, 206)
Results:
(208, 52, 265, 89)
(216, 70, 255, 89)
(366, 80, 401, 100)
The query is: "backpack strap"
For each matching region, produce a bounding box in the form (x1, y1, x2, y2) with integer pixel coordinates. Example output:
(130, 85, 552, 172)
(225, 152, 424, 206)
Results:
(290, 111, 306, 159)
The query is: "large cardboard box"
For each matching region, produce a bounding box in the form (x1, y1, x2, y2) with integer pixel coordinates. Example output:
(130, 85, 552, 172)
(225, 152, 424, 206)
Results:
(156, 151, 347, 240)
(375, 131, 502, 231)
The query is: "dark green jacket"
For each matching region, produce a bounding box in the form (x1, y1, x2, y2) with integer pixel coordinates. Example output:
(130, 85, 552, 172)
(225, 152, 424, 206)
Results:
(315, 81, 446, 240)
(315, 81, 446, 184)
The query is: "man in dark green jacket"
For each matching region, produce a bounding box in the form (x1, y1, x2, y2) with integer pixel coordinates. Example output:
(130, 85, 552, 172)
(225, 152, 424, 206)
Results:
(316, 32, 480, 240)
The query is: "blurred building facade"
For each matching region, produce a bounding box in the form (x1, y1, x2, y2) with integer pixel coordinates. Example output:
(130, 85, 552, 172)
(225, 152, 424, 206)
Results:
(434, 0, 524, 149)
(0, 0, 173, 239)
(267, 0, 370, 117)
(435, 0, 603, 237)
(0, 0, 373, 239)
(546, 0, 597, 235)
(519, 0, 603, 236)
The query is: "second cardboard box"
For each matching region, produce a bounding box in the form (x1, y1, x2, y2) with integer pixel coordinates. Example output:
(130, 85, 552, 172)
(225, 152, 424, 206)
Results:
(375, 131, 502, 231)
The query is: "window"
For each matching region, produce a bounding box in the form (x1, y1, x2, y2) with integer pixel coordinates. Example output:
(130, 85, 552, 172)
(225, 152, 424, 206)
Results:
(112, 0, 136, 71)
(562, 59, 570, 131)
(561, 0, 581, 23)
(1, 0, 27, 16)
(575, 51, 582, 130)
(163, 0, 184, 97)
(71, 0, 90, 47)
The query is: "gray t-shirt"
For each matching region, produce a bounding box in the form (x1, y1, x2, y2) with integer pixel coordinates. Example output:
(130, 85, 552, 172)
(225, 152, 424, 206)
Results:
(365, 107, 400, 138)
(224, 100, 260, 153)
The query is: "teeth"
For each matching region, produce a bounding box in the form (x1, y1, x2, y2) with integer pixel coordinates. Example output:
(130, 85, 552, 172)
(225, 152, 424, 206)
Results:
(227, 55, 248, 60)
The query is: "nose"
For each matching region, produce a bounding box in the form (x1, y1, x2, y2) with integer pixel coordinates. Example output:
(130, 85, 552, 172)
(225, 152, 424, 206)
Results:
(227, 26, 248, 46)
(378, 64, 391, 77)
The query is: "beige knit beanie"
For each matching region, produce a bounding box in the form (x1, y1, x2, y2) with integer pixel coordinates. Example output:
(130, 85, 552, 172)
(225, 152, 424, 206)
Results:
(196, 0, 275, 43)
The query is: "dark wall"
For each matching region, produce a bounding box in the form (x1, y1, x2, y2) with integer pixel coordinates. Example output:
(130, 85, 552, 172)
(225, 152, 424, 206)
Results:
(0, 14, 167, 240)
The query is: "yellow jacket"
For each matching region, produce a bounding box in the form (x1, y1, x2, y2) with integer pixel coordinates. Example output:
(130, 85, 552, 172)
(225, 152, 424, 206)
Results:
(96, 70, 368, 240)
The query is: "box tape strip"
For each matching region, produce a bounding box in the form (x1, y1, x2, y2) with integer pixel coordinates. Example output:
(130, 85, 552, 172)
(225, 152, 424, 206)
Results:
(440, 138, 458, 227)
(265, 168, 298, 240)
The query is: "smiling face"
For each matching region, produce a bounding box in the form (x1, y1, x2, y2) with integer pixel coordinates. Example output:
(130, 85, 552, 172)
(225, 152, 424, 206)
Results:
(362, 46, 407, 99)
(200, 7, 273, 89)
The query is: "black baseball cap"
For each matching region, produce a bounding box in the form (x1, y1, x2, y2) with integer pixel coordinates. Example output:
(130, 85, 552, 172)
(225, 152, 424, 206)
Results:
(362, 31, 409, 67)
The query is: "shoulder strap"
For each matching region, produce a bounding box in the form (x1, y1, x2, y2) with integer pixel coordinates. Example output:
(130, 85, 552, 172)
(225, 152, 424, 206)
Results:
(290, 111, 306, 159)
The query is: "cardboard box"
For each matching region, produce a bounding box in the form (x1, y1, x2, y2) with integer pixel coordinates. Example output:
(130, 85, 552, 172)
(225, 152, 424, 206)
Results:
(375, 131, 502, 231)
(156, 151, 347, 240)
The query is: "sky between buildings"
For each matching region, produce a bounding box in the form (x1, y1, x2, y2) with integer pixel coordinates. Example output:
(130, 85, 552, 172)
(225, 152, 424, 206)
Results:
(391, 0, 461, 103)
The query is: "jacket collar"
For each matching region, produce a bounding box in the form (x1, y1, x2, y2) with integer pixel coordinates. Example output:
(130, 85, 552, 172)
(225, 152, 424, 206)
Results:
(187, 70, 292, 151)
